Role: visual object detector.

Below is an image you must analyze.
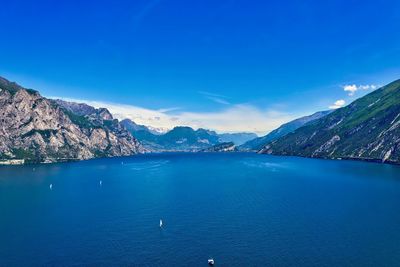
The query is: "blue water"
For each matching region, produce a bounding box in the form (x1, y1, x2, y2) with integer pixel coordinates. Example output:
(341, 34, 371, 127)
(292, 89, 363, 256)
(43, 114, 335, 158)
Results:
(1, 153, 400, 266)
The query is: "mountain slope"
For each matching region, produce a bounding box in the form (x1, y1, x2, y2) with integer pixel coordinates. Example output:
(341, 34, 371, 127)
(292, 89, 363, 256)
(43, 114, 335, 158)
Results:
(218, 132, 258, 145)
(240, 110, 331, 151)
(260, 79, 400, 164)
(0, 77, 143, 163)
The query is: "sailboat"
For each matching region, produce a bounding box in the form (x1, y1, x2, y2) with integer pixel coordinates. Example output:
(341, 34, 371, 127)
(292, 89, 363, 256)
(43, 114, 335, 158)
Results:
(159, 219, 163, 228)
(49, 184, 53, 190)
(99, 180, 103, 186)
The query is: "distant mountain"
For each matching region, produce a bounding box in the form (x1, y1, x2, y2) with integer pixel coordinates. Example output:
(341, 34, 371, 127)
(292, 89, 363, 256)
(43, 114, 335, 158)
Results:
(260, 79, 400, 164)
(162, 127, 220, 149)
(121, 118, 257, 152)
(218, 132, 258, 145)
(0, 76, 143, 164)
(122, 123, 221, 152)
(201, 142, 237, 152)
(147, 125, 169, 135)
(121, 119, 160, 135)
(122, 120, 247, 151)
(239, 110, 331, 151)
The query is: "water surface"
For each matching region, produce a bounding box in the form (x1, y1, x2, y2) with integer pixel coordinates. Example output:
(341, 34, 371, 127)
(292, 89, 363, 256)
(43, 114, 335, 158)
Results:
(1, 153, 400, 266)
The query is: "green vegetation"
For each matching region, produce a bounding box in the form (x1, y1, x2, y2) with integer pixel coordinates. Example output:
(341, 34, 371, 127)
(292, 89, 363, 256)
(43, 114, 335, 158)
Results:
(240, 111, 331, 151)
(62, 109, 95, 129)
(262, 79, 400, 163)
(0, 77, 37, 96)
(21, 129, 58, 141)
(12, 148, 35, 159)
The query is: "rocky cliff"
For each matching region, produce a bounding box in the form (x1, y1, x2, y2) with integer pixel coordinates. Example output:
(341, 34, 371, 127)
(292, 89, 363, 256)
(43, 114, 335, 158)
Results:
(0, 76, 144, 163)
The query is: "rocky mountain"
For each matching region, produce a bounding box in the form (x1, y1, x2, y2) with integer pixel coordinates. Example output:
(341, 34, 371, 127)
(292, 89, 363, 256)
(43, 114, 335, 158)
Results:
(260, 79, 400, 164)
(0, 76, 144, 164)
(201, 142, 237, 152)
(239, 110, 331, 151)
(52, 99, 97, 116)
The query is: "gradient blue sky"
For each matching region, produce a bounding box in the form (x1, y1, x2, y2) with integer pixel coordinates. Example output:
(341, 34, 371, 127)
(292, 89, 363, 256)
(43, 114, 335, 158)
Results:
(1, 0, 399, 134)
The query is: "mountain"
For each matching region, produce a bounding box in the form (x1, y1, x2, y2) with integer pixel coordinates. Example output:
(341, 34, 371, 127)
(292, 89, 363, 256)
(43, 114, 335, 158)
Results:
(122, 118, 258, 151)
(121, 119, 162, 135)
(239, 110, 331, 151)
(122, 123, 222, 152)
(159, 126, 220, 151)
(218, 132, 258, 145)
(0, 76, 144, 164)
(260, 79, 400, 164)
(201, 142, 237, 152)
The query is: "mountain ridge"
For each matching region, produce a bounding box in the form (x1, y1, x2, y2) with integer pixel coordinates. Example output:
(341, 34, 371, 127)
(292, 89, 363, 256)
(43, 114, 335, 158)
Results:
(239, 110, 331, 151)
(260, 79, 400, 164)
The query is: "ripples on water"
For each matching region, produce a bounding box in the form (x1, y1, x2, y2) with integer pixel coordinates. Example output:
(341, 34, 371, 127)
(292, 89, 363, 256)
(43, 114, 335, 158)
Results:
(1, 153, 400, 266)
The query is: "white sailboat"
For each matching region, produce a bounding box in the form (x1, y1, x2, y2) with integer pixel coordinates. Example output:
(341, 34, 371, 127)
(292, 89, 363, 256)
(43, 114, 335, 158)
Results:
(99, 180, 103, 186)
(49, 183, 53, 190)
(159, 219, 163, 228)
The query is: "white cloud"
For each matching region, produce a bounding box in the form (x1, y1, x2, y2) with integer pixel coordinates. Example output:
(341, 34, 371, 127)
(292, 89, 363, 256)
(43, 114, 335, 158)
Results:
(343, 84, 358, 96)
(343, 84, 378, 96)
(329, 99, 346, 109)
(54, 97, 297, 135)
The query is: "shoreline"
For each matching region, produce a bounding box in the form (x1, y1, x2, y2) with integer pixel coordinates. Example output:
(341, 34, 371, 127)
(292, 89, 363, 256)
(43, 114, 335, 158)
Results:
(260, 152, 400, 166)
(1, 151, 400, 167)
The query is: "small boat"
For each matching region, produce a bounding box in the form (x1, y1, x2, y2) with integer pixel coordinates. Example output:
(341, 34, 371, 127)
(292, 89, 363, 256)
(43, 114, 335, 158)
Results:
(159, 219, 163, 228)
(99, 180, 103, 186)
(49, 184, 53, 190)
(208, 258, 215, 265)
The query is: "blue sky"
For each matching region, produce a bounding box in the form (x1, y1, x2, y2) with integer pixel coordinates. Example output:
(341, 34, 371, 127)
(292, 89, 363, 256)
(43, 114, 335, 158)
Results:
(1, 0, 399, 134)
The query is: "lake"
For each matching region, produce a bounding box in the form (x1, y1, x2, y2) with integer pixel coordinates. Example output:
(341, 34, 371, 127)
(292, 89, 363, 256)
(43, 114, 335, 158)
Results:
(1, 153, 400, 266)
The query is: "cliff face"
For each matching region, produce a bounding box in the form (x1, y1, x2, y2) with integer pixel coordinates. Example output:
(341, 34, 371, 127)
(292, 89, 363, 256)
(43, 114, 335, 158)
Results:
(0, 77, 144, 163)
(260, 79, 400, 164)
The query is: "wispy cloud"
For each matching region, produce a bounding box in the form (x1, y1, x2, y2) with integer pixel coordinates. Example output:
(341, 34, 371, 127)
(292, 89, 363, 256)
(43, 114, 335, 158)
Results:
(132, 0, 162, 31)
(329, 99, 346, 109)
(205, 96, 230, 105)
(343, 84, 378, 96)
(54, 97, 296, 135)
(156, 107, 181, 113)
(198, 91, 231, 105)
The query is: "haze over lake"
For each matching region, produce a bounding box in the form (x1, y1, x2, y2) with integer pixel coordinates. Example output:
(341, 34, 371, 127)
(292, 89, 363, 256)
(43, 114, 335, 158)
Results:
(1, 153, 400, 266)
